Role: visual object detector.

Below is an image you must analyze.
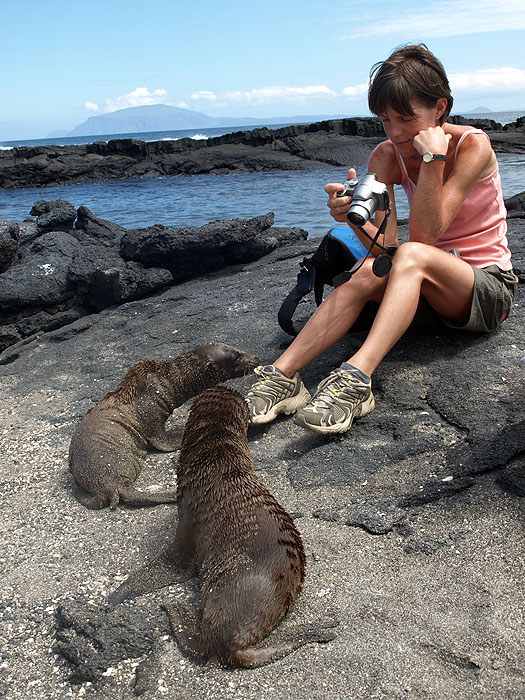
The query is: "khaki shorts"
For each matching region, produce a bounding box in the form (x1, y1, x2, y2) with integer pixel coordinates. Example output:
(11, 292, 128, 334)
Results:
(414, 265, 518, 333)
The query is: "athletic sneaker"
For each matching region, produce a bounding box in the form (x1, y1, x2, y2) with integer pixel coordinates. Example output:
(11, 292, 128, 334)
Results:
(246, 365, 311, 424)
(294, 363, 375, 434)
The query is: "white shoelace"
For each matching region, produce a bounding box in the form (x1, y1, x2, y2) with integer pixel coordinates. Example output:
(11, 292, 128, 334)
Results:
(311, 370, 365, 410)
(247, 366, 292, 402)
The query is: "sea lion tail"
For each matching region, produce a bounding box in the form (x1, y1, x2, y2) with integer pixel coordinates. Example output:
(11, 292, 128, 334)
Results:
(118, 487, 178, 507)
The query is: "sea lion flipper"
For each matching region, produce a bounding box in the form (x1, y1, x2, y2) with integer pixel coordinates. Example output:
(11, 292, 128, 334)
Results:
(118, 486, 178, 507)
(226, 621, 339, 668)
(162, 602, 207, 659)
(71, 486, 110, 510)
(108, 551, 192, 606)
(147, 430, 180, 452)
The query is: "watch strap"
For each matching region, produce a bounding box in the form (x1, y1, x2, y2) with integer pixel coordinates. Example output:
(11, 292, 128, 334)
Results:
(422, 152, 447, 162)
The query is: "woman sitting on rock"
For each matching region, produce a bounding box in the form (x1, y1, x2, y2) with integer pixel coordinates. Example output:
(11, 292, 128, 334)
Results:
(246, 43, 517, 434)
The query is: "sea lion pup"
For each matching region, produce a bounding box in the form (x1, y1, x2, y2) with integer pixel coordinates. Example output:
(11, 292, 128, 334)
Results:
(109, 386, 337, 667)
(69, 343, 259, 510)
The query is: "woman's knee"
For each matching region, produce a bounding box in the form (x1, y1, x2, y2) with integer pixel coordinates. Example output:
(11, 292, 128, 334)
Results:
(338, 260, 385, 300)
(391, 241, 433, 273)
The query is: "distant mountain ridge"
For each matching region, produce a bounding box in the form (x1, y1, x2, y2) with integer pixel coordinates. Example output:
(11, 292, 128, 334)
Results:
(67, 104, 348, 137)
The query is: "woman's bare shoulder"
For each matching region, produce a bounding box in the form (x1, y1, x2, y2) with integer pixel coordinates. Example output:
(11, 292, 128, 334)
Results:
(444, 122, 491, 150)
(444, 123, 495, 177)
(369, 140, 402, 184)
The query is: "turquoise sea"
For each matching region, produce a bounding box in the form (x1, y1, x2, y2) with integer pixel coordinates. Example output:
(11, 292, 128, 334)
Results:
(1, 110, 523, 239)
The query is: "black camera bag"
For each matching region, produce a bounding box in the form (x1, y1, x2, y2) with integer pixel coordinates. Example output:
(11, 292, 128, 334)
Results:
(278, 226, 376, 337)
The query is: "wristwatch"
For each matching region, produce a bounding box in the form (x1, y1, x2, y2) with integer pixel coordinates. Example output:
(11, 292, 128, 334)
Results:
(422, 152, 447, 163)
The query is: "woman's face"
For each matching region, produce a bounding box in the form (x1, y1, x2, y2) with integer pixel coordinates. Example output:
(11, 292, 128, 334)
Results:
(379, 100, 444, 157)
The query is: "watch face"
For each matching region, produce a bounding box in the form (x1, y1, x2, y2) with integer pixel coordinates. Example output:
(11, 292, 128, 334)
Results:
(422, 152, 433, 162)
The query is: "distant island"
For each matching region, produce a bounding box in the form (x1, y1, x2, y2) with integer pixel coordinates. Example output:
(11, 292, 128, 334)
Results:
(58, 104, 349, 138)
(467, 106, 492, 113)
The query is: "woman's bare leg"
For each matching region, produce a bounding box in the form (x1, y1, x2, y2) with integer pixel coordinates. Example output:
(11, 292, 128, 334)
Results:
(274, 260, 387, 377)
(349, 242, 475, 376)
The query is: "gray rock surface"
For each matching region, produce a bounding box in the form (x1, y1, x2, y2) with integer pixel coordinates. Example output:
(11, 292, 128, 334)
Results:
(0, 203, 523, 698)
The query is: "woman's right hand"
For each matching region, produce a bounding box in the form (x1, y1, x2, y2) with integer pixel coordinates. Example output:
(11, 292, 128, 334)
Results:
(325, 167, 357, 223)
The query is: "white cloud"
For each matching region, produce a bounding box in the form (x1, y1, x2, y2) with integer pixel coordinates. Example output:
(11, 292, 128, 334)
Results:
(341, 82, 369, 98)
(340, 0, 525, 39)
(450, 66, 525, 95)
(226, 85, 338, 103)
(190, 90, 218, 102)
(85, 87, 169, 113)
(190, 85, 337, 107)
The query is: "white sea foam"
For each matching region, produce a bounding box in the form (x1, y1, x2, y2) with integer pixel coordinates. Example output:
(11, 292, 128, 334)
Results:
(160, 133, 209, 143)
(0, 146, 13, 151)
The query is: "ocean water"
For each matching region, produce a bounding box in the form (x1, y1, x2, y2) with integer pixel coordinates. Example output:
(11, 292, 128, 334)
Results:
(1, 110, 524, 239)
(451, 109, 524, 125)
(0, 123, 293, 150)
(1, 157, 525, 239)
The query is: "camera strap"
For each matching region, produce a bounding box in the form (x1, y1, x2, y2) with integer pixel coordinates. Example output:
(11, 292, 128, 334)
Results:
(346, 208, 397, 279)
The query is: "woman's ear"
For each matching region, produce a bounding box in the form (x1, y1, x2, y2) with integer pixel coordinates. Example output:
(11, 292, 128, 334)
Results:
(435, 97, 448, 122)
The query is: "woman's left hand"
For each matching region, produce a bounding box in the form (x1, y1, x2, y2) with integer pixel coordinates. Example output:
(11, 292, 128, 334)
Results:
(413, 126, 452, 157)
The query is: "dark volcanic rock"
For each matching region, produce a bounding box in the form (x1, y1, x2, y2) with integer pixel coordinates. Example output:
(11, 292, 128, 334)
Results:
(120, 212, 279, 281)
(313, 500, 406, 534)
(55, 599, 169, 683)
(505, 191, 525, 219)
(30, 199, 77, 233)
(17, 220, 40, 246)
(0, 231, 81, 308)
(0, 203, 307, 351)
(498, 461, 525, 496)
(1, 116, 524, 189)
(67, 244, 173, 311)
(0, 221, 19, 272)
(74, 205, 128, 245)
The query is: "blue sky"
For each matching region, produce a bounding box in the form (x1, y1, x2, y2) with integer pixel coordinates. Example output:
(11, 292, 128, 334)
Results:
(2, 0, 525, 139)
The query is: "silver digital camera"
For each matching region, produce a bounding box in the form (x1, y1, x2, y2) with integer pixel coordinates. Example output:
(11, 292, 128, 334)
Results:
(337, 172, 390, 226)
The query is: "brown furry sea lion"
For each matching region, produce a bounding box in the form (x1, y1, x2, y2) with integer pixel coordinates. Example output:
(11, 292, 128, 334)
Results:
(109, 386, 337, 667)
(69, 343, 259, 510)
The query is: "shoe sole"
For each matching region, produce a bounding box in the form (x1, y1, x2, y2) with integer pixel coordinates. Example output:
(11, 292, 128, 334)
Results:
(250, 385, 312, 424)
(294, 391, 375, 434)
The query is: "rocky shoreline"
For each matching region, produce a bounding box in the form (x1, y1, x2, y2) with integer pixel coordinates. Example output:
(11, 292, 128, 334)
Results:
(1, 116, 524, 189)
(1, 190, 524, 358)
(0, 200, 311, 355)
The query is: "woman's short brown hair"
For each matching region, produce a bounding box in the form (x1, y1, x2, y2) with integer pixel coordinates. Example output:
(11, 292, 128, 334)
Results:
(368, 44, 453, 125)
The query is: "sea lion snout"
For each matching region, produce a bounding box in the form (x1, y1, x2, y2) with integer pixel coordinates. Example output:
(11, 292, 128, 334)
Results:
(190, 343, 260, 376)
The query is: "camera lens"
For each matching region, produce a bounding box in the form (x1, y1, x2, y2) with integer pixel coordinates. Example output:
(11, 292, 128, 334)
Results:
(347, 205, 369, 227)
(348, 212, 366, 226)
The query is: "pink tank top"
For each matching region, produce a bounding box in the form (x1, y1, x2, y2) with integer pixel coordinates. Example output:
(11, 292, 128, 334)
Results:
(393, 129, 512, 270)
